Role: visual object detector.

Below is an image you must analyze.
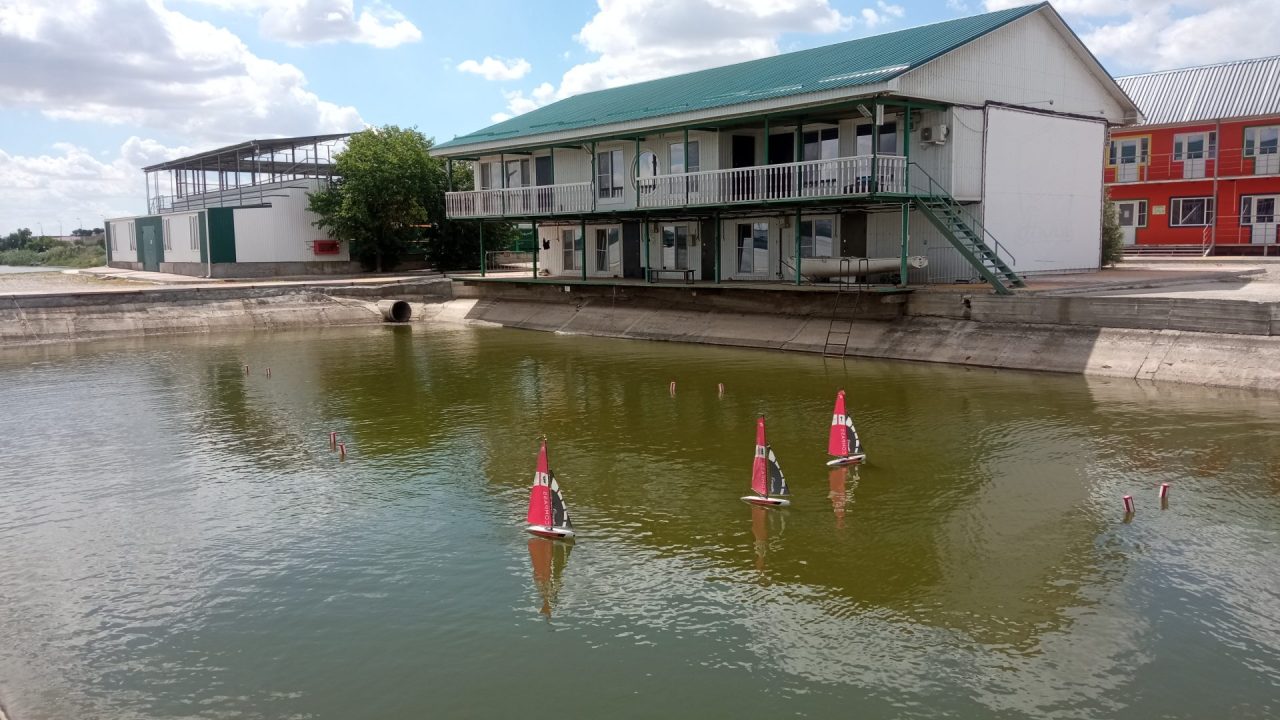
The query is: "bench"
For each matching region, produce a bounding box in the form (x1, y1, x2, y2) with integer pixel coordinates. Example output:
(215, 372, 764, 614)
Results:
(648, 268, 696, 284)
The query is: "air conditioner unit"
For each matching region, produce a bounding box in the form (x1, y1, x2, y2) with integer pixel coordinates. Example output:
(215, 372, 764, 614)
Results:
(920, 125, 949, 144)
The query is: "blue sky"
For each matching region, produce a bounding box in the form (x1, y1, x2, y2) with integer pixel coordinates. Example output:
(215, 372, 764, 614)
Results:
(1, 0, 1278, 232)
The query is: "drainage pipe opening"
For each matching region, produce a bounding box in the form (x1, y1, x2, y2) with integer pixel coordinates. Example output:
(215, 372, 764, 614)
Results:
(380, 300, 412, 323)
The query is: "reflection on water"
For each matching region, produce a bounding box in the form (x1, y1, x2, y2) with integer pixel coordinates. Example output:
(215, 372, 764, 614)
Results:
(0, 326, 1277, 719)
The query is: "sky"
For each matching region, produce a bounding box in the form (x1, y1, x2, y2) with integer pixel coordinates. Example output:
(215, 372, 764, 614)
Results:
(1, 0, 1278, 233)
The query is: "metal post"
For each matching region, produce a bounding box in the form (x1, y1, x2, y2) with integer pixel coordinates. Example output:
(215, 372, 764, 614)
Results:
(795, 121, 803, 200)
(500, 153, 506, 216)
(714, 212, 721, 283)
(479, 222, 486, 277)
(763, 117, 770, 200)
(635, 137, 641, 207)
(683, 127, 690, 206)
(531, 220, 538, 278)
(446, 159, 453, 192)
(871, 102, 880, 195)
(580, 218, 587, 281)
(643, 219, 651, 283)
(903, 101, 912, 194)
(794, 206, 802, 286)
(590, 141, 597, 213)
(899, 201, 909, 287)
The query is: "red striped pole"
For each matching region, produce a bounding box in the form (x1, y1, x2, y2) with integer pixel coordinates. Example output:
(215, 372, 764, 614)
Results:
(1123, 495, 1135, 515)
(338, 443, 346, 460)
(1159, 483, 1169, 501)
(329, 431, 337, 449)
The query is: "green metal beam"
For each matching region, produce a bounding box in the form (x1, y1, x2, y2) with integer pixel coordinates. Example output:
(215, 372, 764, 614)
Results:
(580, 218, 587, 281)
(794, 206, 802, 286)
(714, 212, 721, 283)
(899, 202, 909, 288)
(479, 221, 486, 277)
(531, 220, 538, 278)
(643, 218, 651, 282)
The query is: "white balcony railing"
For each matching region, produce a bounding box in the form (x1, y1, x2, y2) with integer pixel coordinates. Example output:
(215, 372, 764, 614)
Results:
(445, 182, 594, 219)
(640, 155, 906, 209)
(443, 155, 907, 218)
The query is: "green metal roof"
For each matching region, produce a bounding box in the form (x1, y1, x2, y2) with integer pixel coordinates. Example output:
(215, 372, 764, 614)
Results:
(436, 3, 1045, 152)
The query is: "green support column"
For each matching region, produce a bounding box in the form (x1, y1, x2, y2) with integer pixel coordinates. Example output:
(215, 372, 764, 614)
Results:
(643, 219, 651, 283)
(683, 127, 690, 206)
(763, 117, 770, 199)
(903, 101, 912, 194)
(871, 103, 880, 195)
(634, 137, 641, 207)
(531, 220, 538, 279)
(446, 159, 453, 192)
(794, 206, 802, 286)
(899, 202, 910, 288)
(580, 218, 587, 281)
(590, 142, 597, 213)
(479, 221, 486, 277)
(500, 153, 506, 216)
(714, 212, 721, 284)
(795, 121, 803, 200)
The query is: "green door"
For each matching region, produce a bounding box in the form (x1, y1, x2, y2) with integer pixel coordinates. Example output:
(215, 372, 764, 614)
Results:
(139, 222, 161, 271)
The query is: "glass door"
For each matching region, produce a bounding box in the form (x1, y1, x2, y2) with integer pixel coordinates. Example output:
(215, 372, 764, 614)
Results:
(661, 225, 689, 269)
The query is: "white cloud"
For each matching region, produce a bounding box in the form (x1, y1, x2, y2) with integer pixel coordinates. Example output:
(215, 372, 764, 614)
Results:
(0, 137, 194, 230)
(491, 0, 856, 120)
(0, 1, 363, 145)
(180, 0, 421, 47)
(457, 56, 533, 81)
(861, 1, 905, 29)
(982, 1, 1280, 72)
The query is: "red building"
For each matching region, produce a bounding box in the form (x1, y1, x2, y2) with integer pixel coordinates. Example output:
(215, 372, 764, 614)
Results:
(1108, 56, 1280, 254)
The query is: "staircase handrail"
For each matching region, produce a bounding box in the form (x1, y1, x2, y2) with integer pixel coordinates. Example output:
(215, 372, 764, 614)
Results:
(1201, 225, 1214, 257)
(908, 161, 1017, 268)
(779, 256, 819, 285)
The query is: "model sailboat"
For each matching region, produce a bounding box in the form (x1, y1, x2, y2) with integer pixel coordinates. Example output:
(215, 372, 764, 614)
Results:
(525, 439, 575, 540)
(741, 416, 790, 507)
(826, 389, 866, 467)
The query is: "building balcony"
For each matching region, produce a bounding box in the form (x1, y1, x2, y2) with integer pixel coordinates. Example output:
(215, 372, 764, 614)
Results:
(444, 155, 907, 219)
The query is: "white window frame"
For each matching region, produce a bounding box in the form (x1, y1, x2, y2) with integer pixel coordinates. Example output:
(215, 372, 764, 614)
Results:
(1241, 196, 1277, 225)
(1173, 131, 1215, 161)
(1169, 197, 1215, 227)
(596, 148, 625, 202)
(1244, 126, 1280, 157)
(735, 222, 769, 275)
(478, 161, 501, 190)
(594, 226, 621, 273)
(799, 217, 836, 258)
(189, 216, 199, 251)
(505, 158, 530, 189)
(127, 222, 136, 251)
(668, 140, 700, 174)
(561, 228, 581, 270)
(162, 217, 172, 251)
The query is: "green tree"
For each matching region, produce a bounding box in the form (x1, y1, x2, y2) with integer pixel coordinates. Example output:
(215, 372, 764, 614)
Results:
(1101, 195, 1125, 267)
(309, 125, 515, 272)
(308, 125, 441, 272)
(0, 227, 33, 251)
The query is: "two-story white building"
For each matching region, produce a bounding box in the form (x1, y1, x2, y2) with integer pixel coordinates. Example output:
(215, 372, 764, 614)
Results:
(435, 2, 1139, 294)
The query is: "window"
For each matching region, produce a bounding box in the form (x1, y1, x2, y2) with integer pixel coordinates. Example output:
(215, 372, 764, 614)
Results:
(803, 128, 839, 161)
(597, 149, 624, 200)
(799, 219, 835, 258)
(189, 216, 199, 250)
(505, 158, 530, 188)
(855, 122, 897, 155)
(561, 228, 581, 270)
(479, 161, 501, 190)
(162, 218, 172, 251)
(1116, 200, 1147, 228)
(1241, 196, 1277, 225)
(736, 222, 769, 274)
(595, 227, 620, 273)
(1170, 197, 1214, 227)
(636, 151, 657, 194)
(1173, 131, 1216, 161)
(1244, 126, 1280, 156)
(127, 222, 136, 251)
(111, 226, 118, 251)
(1108, 137, 1150, 165)
(669, 141, 700, 174)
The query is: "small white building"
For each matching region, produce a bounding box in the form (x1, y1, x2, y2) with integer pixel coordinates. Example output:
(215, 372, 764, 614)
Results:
(105, 134, 361, 277)
(434, 2, 1140, 294)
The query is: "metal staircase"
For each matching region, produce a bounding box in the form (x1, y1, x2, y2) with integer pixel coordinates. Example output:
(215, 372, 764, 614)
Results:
(909, 163, 1025, 295)
(822, 258, 866, 358)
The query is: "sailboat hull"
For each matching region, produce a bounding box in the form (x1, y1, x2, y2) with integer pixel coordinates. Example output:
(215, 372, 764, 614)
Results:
(741, 495, 790, 508)
(525, 524, 576, 540)
(826, 453, 866, 467)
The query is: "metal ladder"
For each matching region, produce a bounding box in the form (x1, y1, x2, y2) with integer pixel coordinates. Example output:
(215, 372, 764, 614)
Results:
(822, 258, 867, 358)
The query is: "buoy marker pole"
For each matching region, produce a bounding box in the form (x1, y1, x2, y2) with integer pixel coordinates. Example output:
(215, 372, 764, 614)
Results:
(1123, 495, 1135, 515)
(243, 364, 249, 375)
(338, 443, 346, 460)
(669, 381, 676, 396)
(266, 367, 271, 377)
(718, 382, 725, 397)
(329, 431, 337, 449)
(1159, 483, 1169, 500)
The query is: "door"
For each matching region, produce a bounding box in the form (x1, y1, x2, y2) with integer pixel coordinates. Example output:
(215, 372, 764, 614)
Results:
(1247, 196, 1277, 244)
(735, 222, 770, 278)
(661, 224, 697, 276)
(535, 155, 553, 211)
(767, 133, 793, 198)
(140, 223, 160, 271)
(621, 222, 643, 278)
(1115, 200, 1143, 246)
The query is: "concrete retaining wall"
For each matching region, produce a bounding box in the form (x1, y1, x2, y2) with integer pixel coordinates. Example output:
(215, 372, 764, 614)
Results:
(0, 280, 452, 346)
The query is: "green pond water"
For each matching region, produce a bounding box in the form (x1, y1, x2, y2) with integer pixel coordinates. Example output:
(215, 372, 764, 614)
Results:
(0, 325, 1277, 719)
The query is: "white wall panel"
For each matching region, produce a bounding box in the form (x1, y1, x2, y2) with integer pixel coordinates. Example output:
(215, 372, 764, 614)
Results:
(232, 185, 349, 263)
(983, 107, 1104, 273)
(161, 211, 202, 263)
(897, 11, 1130, 124)
(949, 107, 986, 201)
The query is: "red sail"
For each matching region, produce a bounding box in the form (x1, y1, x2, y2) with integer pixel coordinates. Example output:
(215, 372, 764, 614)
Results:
(828, 390, 850, 457)
(526, 440, 553, 526)
(751, 416, 769, 496)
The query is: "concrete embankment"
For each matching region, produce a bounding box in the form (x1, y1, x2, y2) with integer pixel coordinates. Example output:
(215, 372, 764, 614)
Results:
(0, 278, 451, 346)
